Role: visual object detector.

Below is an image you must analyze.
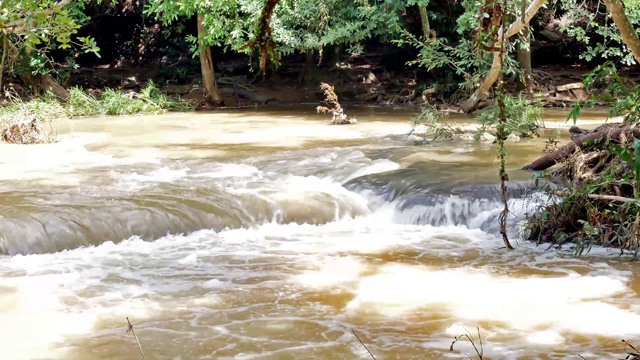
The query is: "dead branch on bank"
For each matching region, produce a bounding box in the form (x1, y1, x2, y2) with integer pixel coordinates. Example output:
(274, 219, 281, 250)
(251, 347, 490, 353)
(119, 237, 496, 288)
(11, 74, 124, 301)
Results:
(1, 110, 56, 144)
(316, 82, 357, 125)
(125, 317, 146, 360)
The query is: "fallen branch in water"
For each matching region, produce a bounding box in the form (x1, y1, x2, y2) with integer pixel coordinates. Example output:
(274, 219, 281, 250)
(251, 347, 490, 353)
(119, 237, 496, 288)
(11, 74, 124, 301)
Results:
(522, 123, 632, 171)
(450, 326, 484, 360)
(587, 194, 638, 203)
(352, 328, 376, 360)
(125, 317, 146, 360)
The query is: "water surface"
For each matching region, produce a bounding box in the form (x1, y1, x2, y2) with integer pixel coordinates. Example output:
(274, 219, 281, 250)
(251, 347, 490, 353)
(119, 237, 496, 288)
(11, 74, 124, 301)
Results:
(0, 107, 636, 360)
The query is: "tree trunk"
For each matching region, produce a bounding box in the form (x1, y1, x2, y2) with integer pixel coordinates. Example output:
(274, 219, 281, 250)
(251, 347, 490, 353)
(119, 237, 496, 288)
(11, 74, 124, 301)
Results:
(40, 75, 69, 101)
(303, 50, 317, 83)
(602, 0, 640, 64)
(0, 33, 7, 92)
(516, 26, 533, 93)
(418, 5, 431, 39)
(459, 0, 548, 113)
(197, 14, 224, 106)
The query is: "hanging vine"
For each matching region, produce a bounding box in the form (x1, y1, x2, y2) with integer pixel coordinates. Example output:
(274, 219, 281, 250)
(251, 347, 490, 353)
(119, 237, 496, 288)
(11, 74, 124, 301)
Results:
(494, 0, 514, 250)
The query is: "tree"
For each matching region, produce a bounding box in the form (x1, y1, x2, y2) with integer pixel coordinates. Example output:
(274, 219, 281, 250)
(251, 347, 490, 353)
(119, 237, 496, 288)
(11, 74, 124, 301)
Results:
(272, 0, 405, 61)
(197, 14, 223, 105)
(0, 0, 99, 94)
(602, 0, 640, 64)
(459, 0, 548, 113)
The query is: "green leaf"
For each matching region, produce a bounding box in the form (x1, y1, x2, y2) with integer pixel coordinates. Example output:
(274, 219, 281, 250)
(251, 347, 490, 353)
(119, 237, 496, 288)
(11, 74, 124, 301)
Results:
(566, 103, 580, 125)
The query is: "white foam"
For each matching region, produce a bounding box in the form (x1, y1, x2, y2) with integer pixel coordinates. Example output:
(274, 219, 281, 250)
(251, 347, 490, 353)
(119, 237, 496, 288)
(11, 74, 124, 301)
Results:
(293, 256, 368, 288)
(190, 163, 261, 179)
(345, 159, 400, 181)
(347, 264, 639, 339)
(0, 132, 161, 184)
(0, 274, 98, 360)
(115, 166, 190, 189)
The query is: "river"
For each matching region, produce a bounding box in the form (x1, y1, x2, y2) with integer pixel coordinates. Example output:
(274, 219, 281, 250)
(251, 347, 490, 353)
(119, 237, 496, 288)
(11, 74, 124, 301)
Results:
(0, 107, 637, 360)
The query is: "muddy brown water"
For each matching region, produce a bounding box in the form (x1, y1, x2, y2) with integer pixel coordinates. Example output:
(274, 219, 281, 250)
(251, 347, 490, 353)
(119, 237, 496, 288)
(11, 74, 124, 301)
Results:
(0, 106, 637, 360)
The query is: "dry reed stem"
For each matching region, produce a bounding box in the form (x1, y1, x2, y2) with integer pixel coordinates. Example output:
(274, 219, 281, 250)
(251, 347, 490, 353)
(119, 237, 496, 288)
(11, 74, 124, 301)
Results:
(125, 317, 146, 360)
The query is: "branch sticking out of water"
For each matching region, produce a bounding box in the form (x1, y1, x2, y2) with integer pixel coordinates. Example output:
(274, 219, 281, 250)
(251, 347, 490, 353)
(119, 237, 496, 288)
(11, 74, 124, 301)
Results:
(622, 339, 640, 359)
(317, 83, 356, 125)
(352, 328, 376, 360)
(125, 317, 147, 360)
(449, 326, 484, 360)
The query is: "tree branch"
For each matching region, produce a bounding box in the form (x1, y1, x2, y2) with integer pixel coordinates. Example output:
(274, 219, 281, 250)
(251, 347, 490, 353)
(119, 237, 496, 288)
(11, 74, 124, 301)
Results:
(2, 0, 74, 31)
(588, 194, 638, 203)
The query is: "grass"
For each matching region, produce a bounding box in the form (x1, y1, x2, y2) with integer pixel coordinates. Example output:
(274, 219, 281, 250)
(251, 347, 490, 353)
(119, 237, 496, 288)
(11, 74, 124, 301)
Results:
(0, 81, 194, 127)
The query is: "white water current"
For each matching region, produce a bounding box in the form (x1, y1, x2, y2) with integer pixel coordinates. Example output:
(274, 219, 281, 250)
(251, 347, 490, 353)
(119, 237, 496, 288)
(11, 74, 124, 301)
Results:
(0, 108, 637, 360)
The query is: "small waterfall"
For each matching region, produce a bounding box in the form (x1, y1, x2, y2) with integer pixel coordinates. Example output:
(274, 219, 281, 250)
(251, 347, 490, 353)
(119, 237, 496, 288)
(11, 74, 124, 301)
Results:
(346, 172, 554, 234)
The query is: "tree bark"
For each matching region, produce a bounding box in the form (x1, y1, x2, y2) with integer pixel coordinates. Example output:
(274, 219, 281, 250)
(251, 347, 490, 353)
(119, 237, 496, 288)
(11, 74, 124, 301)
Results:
(418, 5, 431, 39)
(40, 75, 69, 101)
(197, 14, 224, 106)
(602, 0, 640, 64)
(516, 26, 533, 93)
(459, 0, 548, 113)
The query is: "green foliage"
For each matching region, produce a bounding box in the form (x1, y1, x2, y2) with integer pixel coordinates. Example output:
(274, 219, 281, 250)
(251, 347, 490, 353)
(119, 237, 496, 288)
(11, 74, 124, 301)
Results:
(526, 175, 640, 259)
(558, 0, 640, 66)
(1, 82, 192, 123)
(273, 0, 405, 57)
(581, 61, 640, 124)
(0, 91, 66, 125)
(477, 95, 544, 138)
(0, 0, 100, 84)
(394, 0, 522, 96)
(410, 106, 463, 141)
(567, 61, 640, 126)
(145, 0, 406, 67)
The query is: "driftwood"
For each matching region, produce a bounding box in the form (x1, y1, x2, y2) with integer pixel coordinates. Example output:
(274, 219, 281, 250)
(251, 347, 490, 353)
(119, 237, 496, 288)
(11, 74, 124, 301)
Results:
(556, 82, 584, 92)
(523, 123, 632, 171)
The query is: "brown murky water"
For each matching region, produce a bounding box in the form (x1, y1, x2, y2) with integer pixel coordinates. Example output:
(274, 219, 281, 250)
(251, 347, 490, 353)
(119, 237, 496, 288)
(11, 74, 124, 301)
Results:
(0, 107, 637, 360)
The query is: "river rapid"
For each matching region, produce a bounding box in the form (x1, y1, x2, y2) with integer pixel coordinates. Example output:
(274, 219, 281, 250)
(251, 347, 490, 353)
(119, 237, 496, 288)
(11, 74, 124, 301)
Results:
(0, 107, 637, 360)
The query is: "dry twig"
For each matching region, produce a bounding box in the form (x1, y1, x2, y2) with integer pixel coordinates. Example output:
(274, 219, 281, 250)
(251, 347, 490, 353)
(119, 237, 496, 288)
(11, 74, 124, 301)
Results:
(450, 326, 484, 360)
(125, 317, 147, 360)
(352, 328, 376, 360)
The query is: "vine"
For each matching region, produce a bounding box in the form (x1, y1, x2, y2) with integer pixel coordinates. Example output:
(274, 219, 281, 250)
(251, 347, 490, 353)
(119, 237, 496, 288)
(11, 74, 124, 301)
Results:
(494, 0, 514, 250)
